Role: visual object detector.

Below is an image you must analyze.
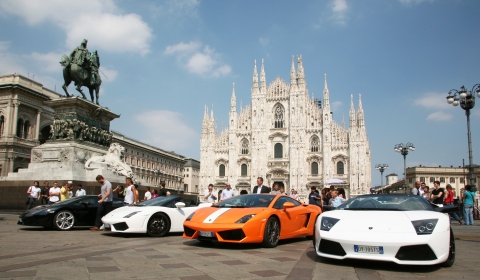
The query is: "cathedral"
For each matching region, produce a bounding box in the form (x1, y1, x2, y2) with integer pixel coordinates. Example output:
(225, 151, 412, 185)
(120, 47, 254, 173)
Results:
(199, 56, 371, 201)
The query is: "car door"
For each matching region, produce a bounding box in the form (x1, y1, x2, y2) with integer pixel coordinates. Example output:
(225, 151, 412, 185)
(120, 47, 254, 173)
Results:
(72, 197, 97, 226)
(272, 196, 307, 238)
(165, 198, 192, 232)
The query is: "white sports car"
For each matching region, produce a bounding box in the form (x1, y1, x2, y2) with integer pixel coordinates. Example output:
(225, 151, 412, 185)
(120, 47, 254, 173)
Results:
(102, 195, 211, 237)
(313, 194, 456, 267)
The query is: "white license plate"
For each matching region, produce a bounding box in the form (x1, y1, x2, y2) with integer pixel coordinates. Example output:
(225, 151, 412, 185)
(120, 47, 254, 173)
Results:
(354, 245, 384, 254)
(199, 231, 214, 237)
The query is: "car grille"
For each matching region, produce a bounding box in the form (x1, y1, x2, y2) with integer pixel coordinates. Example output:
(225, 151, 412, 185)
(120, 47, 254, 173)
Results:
(112, 222, 129, 231)
(184, 226, 196, 237)
(218, 229, 246, 241)
(395, 244, 437, 261)
(319, 239, 346, 256)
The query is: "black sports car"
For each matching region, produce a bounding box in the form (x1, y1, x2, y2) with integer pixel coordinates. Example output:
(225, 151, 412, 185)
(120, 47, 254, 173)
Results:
(18, 195, 125, 230)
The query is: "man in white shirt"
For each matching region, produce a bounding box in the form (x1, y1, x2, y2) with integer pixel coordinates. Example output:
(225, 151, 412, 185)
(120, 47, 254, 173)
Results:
(204, 184, 217, 203)
(124, 177, 137, 206)
(143, 187, 152, 201)
(220, 183, 235, 201)
(76, 184, 86, 197)
(26, 181, 41, 210)
(48, 182, 61, 204)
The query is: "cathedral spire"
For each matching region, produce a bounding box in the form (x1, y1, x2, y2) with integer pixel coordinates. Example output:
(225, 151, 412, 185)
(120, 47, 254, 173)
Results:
(349, 94, 356, 128)
(290, 55, 297, 85)
(252, 60, 258, 89)
(230, 83, 236, 112)
(260, 58, 266, 91)
(342, 113, 345, 129)
(297, 55, 305, 87)
(323, 73, 330, 107)
(357, 94, 365, 128)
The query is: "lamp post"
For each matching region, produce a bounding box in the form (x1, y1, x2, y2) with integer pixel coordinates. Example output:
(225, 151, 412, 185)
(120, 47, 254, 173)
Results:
(446, 84, 480, 192)
(394, 143, 415, 194)
(375, 164, 389, 193)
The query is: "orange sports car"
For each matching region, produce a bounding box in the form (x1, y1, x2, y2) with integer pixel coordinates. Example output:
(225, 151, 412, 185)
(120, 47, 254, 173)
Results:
(183, 194, 322, 247)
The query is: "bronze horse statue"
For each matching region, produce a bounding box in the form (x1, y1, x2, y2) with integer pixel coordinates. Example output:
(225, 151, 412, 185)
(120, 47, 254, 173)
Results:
(60, 52, 101, 105)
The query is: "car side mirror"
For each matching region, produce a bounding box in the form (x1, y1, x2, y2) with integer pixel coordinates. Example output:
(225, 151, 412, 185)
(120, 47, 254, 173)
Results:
(283, 202, 295, 210)
(175, 202, 185, 208)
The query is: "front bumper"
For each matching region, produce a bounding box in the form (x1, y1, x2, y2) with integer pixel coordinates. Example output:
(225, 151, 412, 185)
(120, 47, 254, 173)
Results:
(101, 216, 149, 233)
(313, 228, 450, 265)
(183, 219, 266, 243)
(17, 212, 53, 227)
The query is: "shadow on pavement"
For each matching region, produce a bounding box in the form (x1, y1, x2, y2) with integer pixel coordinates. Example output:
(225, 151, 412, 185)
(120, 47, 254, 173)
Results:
(305, 248, 442, 273)
(182, 236, 310, 250)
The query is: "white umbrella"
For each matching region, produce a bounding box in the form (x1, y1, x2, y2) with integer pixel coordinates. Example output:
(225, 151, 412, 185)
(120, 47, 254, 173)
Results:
(325, 178, 345, 185)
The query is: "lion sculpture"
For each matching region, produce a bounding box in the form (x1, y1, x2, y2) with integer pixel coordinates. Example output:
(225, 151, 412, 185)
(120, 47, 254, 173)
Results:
(85, 143, 136, 180)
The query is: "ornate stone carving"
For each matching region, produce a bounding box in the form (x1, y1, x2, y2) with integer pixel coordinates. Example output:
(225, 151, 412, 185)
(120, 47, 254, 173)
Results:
(32, 150, 43, 162)
(59, 148, 71, 162)
(85, 143, 136, 181)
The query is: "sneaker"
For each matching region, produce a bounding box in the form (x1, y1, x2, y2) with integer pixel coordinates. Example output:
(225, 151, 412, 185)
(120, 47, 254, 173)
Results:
(90, 227, 101, 231)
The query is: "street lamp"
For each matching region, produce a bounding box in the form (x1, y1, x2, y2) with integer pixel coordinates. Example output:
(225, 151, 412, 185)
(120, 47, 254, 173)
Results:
(394, 143, 415, 194)
(447, 85, 480, 192)
(375, 164, 389, 192)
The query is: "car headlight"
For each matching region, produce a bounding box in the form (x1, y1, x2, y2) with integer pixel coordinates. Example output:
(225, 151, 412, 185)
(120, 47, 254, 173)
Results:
(235, 214, 255, 223)
(46, 209, 55, 213)
(320, 217, 340, 231)
(123, 211, 141, 218)
(186, 212, 195, 221)
(411, 219, 438, 235)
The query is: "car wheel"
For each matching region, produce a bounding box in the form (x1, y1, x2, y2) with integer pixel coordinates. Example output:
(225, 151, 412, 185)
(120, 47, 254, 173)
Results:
(53, 210, 75, 230)
(262, 216, 280, 248)
(441, 229, 455, 267)
(147, 213, 170, 237)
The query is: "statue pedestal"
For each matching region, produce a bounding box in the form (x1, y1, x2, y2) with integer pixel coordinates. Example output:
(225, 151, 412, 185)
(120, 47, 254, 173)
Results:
(4, 97, 126, 183)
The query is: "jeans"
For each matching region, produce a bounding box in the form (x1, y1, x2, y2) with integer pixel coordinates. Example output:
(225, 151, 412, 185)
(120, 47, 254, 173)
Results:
(27, 198, 37, 210)
(464, 204, 474, 225)
(445, 202, 462, 223)
(95, 201, 112, 228)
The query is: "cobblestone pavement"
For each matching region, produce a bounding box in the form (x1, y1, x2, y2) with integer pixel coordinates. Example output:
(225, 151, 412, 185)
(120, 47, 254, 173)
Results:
(0, 214, 479, 280)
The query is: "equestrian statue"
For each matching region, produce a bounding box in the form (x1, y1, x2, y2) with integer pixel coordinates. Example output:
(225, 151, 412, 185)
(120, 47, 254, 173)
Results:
(60, 39, 102, 105)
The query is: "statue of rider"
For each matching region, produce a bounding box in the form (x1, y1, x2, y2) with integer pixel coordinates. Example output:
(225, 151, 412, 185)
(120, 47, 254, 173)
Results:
(69, 39, 90, 67)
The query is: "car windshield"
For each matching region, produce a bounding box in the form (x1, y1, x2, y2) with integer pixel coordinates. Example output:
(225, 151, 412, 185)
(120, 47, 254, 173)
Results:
(136, 196, 177, 207)
(214, 194, 276, 208)
(337, 194, 435, 211)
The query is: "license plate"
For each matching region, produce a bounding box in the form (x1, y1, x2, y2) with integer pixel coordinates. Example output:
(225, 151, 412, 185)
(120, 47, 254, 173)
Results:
(354, 245, 384, 254)
(199, 231, 214, 237)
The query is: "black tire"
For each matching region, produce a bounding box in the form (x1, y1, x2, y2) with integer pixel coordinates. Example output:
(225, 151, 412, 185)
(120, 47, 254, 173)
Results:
(441, 229, 455, 267)
(310, 215, 320, 246)
(262, 216, 280, 248)
(146, 213, 170, 237)
(53, 210, 75, 230)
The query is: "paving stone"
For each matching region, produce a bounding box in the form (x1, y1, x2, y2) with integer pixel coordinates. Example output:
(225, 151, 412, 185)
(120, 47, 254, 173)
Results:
(250, 270, 286, 277)
(0, 270, 37, 278)
(87, 266, 121, 273)
(219, 260, 248, 265)
(159, 263, 191, 269)
(270, 257, 296, 262)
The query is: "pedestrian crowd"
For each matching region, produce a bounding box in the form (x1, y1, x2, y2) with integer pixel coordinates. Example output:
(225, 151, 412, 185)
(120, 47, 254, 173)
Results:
(412, 180, 476, 226)
(26, 180, 86, 210)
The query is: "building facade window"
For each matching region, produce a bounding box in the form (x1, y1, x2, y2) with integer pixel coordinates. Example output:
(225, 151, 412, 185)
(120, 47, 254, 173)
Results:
(450, 177, 455, 183)
(337, 161, 344, 175)
(16, 118, 24, 138)
(420, 177, 425, 183)
(440, 177, 445, 183)
(274, 143, 283, 158)
(311, 162, 318, 175)
(241, 164, 247, 176)
(310, 136, 319, 152)
(430, 177, 435, 183)
(219, 164, 225, 177)
(241, 139, 249, 154)
(274, 104, 284, 128)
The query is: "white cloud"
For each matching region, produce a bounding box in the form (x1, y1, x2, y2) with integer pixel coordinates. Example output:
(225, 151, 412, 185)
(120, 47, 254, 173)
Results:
(133, 110, 199, 152)
(0, 0, 152, 55)
(413, 92, 451, 109)
(147, 0, 199, 20)
(0, 41, 27, 75)
(164, 42, 231, 77)
(426, 111, 452, 121)
(330, 0, 349, 25)
(259, 37, 269, 46)
(29, 51, 64, 73)
(331, 101, 342, 112)
(99, 67, 118, 82)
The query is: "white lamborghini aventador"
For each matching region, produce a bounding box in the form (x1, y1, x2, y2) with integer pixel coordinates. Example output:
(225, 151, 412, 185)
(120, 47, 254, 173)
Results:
(313, 194, 456, 267)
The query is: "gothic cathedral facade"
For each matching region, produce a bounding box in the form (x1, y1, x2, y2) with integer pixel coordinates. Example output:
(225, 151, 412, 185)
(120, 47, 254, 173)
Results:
(199, 56, 371, 201)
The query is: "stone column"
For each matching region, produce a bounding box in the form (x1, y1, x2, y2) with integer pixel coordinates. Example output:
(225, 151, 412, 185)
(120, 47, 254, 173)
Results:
(11, 101, 20, 136)
(35, 109, 42, 140)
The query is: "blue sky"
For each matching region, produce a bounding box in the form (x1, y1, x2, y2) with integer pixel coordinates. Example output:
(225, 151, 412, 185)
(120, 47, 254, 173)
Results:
(1, 0, 479, 187)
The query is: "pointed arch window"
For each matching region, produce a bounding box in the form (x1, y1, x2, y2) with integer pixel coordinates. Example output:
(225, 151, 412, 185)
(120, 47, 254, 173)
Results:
(219, 164, 226, 177)
(311, 162, 318, 176)
(337, 161, 344, 175)
(0, 115, 4, 137)
(241, 164, 247, 176)
(274, 143, 283, 158)
(23, 120, 30, 139)
(274, 104, 284, 128)
(241, 139, 249, 154)
(310, 136, 319, 152)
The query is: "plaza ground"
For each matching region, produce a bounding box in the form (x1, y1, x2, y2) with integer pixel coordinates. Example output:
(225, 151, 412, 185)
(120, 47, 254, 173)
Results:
(0, 213, 479, 280)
